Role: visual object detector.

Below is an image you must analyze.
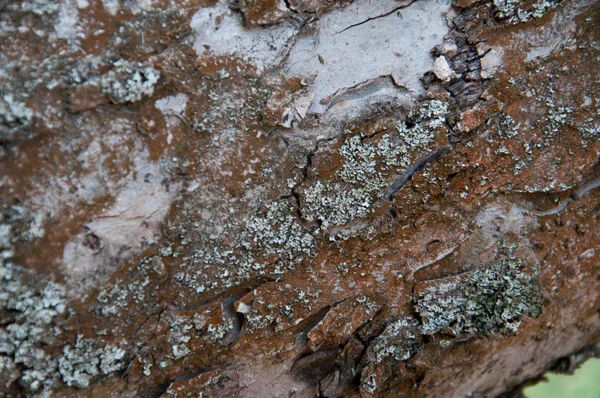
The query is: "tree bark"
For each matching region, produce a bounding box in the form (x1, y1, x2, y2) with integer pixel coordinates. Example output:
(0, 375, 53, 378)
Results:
(0, 0, 599, 397)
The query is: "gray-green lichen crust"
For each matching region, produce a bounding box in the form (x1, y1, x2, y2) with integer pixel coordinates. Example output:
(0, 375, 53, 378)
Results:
(492, 0, 561, 24)
(301, 100, 448, 236)
(358, 255, 543, 395)
(20, 0, 60, 15)
(0, 259, 128, 393)
(370, 317, 423, 364)
(416, 258, 542, 336)
(100, 60, 160, 104)
(0, 262, 65, 391)
(173, 199, 315, 295)
(3, 0, 594, 394)
(58, 336, 128, 388)
(0, 93, 33, 139)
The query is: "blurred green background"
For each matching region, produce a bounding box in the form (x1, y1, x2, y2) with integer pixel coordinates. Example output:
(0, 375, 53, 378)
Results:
(524, 358, 600, 398)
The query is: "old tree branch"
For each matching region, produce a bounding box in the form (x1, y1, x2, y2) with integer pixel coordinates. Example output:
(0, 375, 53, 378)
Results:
(0, 0, 599, 397)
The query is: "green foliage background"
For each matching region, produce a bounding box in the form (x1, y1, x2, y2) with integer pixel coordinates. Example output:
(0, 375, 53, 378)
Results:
(525, 358, 600, 398)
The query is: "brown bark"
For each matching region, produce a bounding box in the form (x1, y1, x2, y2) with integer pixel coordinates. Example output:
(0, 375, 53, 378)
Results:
(0, 0, 599, 397)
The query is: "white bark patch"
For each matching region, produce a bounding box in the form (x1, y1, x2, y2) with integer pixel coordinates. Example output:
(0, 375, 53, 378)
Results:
(155, 94, 188, 116)
(189, 0, 450, 127)
(62, 154, 180, 298)
(55, 0, 80, 41)
(285, 0, 451, 115)
(479, 47, 504, 79)
(190, 0, 299, 71)
(102, 0, 120, 15)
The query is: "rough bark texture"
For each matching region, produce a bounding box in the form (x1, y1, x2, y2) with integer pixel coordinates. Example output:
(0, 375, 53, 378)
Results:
(1, 0, 599, 397)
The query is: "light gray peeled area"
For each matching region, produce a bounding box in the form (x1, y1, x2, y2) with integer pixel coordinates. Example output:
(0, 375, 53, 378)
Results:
(284, 0, 452, 117)
(188, 0, 452, 139)
(190, 0, 301, 71)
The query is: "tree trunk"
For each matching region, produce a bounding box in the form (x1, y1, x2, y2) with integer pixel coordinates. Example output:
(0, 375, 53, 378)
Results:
(1, 0, 599, 397)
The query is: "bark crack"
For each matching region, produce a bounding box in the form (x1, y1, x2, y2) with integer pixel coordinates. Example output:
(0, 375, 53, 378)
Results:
(334, 1, 416, 35)
(379, 145, 451, 203)
(537, 171, 600, 216)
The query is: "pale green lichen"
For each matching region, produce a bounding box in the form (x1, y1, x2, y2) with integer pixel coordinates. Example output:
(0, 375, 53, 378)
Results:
(302, 100, 448, 234)
(164, 312, 233, 361)
(0, 206, 47, 256)
(354, 295, 373, 312)
(20, 0, 60, 15)
(167, 316, 194, 359)
(243, 200, 315, 261)
(1, 258, 130, 393)
(496, 113, 520, 140)
(493, 0, 561, 24)
(543, 105, 573, 139)
(358, 316, 423, 397)
(1, 208, 134, 394)
(100, 60, 160, 104)
(245, 287, 322, 333)
(579, 95, 600, 143)
(58, 336, 127, 388)
(361, 372, 378, 395)
(203, 321, 233, 345)
(416, 258, 542, 336)
(176, 199, 314, 295)
(190, 77, 270, 136)
(526, 79, 574, 142)
(0, 93, 33, 137)
(245, 311, 275, 331)
(0, 260, 66, 392)
(0, 224, 13, 259)
(94, 256, 157, 318)
(579, 121, 600, 142)
(371, 317, 423, 363)
(96, 279, 130, 317)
